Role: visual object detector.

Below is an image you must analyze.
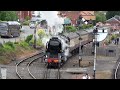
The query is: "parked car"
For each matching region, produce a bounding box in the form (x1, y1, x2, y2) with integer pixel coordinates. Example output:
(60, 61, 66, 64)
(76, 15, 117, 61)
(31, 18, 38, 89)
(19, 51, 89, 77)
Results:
(0, 21, 21, 37)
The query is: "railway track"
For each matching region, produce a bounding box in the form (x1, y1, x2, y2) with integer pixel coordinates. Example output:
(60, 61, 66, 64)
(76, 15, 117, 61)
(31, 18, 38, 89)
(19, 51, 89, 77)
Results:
(16, 51, 44, 79)
(43, 67, 61, 79)
(114, 56, 120, 79)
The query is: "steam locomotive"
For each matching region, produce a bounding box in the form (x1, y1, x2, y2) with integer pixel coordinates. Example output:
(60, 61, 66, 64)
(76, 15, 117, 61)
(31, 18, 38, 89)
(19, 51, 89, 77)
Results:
(44, 29, 94, 68)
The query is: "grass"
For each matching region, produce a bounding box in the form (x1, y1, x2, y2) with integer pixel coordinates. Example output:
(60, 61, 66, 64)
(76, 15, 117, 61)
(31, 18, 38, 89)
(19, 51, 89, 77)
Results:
(0, 40, 42, 64)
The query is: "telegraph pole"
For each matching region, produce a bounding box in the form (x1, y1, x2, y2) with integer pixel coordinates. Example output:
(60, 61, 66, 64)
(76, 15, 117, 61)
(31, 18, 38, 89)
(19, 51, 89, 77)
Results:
(79, 37, 82, 67)
(34, 24, 37, 48)
(93, 28, 97, 79)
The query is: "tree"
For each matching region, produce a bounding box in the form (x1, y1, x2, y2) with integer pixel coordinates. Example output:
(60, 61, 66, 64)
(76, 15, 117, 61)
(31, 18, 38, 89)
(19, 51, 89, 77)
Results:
(37, 29, 46, 40)
(25, 16, 30, 21)
(0, 11, 18, 21)
(95, 12, 106, 23)
(106, 11, 120, 20)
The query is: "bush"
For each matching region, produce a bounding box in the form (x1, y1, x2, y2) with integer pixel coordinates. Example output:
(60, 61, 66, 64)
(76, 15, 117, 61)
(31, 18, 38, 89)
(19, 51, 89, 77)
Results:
(29, 38, 43, 46)
(0, 47, 5, 54)
(81, 24, 93, 29)
(29, 38, 34, 46)
(36, 39, 44, 46)
(0, 43, 3, 47)
(19, 41, 29, 49)
(65, 26, 77, 32)
(25, 16, 30, 21)
(22, 20, 30, 25)
(14, 42, 19, 44)
(4, 41, 15, 49)
(25, 34, 33, 43)
(110, 34, 117, 40)
(3, 45, 13, 51)
(37, 29, 46, 39)
(0, 42, 15, 55)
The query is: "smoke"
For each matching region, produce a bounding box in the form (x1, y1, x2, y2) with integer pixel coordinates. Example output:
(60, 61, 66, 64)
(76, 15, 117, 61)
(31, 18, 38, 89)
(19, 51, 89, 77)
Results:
(39, 11, 64, 35)
(36, 11, 65, 46)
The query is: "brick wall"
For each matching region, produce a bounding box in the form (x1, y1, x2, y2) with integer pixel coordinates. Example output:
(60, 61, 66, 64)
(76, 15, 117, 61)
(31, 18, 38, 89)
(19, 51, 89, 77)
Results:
(17, 11, 32, 22)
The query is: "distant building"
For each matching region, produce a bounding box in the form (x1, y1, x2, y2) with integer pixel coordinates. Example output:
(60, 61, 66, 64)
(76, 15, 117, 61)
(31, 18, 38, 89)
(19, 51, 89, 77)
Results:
(58, 11, 96, 25)
(105, 15, 120, 31)
(17, 11, 33, 22)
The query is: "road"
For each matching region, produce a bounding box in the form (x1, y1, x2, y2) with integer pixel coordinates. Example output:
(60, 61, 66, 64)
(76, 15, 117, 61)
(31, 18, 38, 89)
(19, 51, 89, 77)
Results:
(0, 26, 34, 44)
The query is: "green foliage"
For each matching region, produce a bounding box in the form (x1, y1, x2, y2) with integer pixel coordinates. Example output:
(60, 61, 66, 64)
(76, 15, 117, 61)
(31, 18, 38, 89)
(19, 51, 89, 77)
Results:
(37, 29, 46, 39)
(25, 16, 30, 21)
(0, 11, 18, 21)
(110, 34, 117, 40)
(65, 26, 77, 32)
(80, 24, 93, 29)
(25, 34, 33, 43)
(22, 20, 30, 25)
(0, 42, 15, 54)
(19, 41, 29, 49)
(14, 42, 19, 44)
(0, 47, 5, 54)
(29, 38, 43, 46)
(106, 11, 120, 20)
(95, 12, 106, 23)
(3, 45, 13, 51)
(36, 39, 44, 46)
(0, 43, 3, 47)
(29, 38, 34, 45)
(4, 41, 15, 49)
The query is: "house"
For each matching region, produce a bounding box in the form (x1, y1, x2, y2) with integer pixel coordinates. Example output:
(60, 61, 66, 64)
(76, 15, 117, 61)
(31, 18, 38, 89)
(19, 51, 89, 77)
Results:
(17, 11, 33, 22)
(105, 15, 120, 31)
(58, 11, 96, 25)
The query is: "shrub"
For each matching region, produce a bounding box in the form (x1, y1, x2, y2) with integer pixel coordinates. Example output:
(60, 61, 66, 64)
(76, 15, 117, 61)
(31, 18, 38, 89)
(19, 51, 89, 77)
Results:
(65, 26, 77, 32)
(3, 45, 13, 51)
(29, 38, 34, 46)
(0, 43, 3, 47)
(22, 20, 30, 25)
(25, 34, 33, 43)
(14, 42, 19, 44)
(37, 29, 46, 39)
(25, 16, 30, 21)
(81, 24, 93, 29)
(4, 41, 15, 49)
(36, 39, 44, 46)
(0, 47, 5, 55)
(19, 41, 29, 49)
(110, 34, 117, 40)
(29, 38, 43, 46)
